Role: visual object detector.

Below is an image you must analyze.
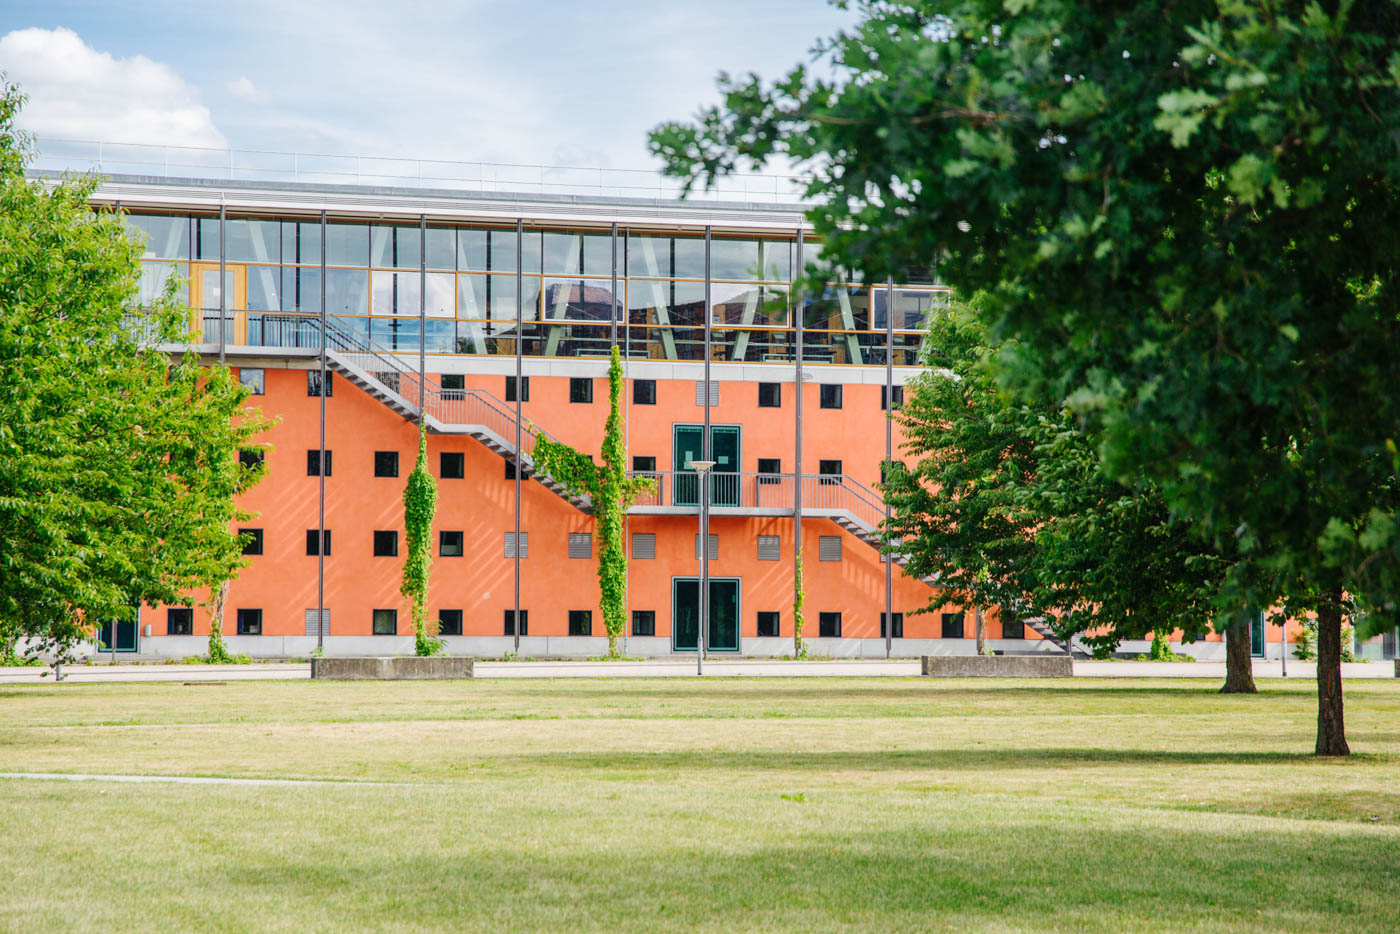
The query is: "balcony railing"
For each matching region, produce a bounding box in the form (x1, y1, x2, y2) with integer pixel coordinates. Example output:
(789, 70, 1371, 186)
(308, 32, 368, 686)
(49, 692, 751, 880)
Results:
(626, 470, 890, 531)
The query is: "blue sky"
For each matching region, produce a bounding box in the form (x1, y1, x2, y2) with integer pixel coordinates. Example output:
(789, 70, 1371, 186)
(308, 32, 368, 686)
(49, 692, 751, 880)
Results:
(0, 0, 853, 171)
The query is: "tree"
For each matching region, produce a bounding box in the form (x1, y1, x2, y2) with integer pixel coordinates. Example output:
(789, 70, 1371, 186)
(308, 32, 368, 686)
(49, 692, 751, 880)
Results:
(532, 346, 654, 658)
(650, 1, 1399, 754)
(402, 423, 440, 656)
(0, 78, 269, 662)
(884, 307, 1226, 670)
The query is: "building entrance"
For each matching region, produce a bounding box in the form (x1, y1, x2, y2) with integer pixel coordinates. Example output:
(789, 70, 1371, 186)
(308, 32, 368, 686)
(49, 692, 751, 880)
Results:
(673, 425, 740, 506)
(190, 262, 247, 343)
(672, 578, 740, 652)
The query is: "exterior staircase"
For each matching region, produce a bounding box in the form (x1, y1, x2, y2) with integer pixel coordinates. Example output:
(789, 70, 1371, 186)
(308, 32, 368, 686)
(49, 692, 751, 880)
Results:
(319, 319, 591, 512)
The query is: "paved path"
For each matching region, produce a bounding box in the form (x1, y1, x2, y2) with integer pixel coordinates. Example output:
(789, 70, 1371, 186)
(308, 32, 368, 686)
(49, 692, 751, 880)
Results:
(2, 658, 1395, 684)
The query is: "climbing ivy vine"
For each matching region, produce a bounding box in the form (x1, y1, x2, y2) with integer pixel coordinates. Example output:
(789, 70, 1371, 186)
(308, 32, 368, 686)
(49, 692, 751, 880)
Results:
(792, 550, 807, 658)
(402, 423, 441, 656)
(532, 346, 653, 658)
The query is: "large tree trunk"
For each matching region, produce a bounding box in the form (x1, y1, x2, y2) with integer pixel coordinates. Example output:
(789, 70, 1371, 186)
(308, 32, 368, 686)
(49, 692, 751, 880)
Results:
(975, 607, 985, 656)
(1314, 588, 1349, 756)
(1221, 614, 1257, 694)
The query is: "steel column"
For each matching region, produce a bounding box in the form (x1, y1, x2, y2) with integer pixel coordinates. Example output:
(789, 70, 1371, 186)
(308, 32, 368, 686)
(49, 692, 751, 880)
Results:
(793, 230, 804, 642)
(218, 202, 226, 363)
(316, 210, 327, 651)
(702, 226, 712, 666)
(885, 277, 894, 658)
(513, 219, 523, 656)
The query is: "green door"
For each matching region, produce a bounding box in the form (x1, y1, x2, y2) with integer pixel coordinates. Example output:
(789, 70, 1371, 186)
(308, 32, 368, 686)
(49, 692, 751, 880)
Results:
(672, 578, 740, 652)
(673, 425, 740, 506)
(96, 617, 139, 653)
(1249, 610, 1266, 658)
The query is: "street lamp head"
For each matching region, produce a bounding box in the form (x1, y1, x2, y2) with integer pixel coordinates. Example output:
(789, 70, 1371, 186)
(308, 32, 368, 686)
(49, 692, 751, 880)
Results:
(688, 460, 717, 473)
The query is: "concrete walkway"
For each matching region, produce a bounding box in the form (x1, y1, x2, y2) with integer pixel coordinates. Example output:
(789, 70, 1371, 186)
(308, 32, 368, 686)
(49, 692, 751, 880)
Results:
(1, 658, 1394, 684)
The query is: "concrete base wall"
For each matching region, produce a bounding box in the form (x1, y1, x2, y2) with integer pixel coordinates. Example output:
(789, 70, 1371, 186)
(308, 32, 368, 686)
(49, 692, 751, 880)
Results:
(311, 656, 474, 680)
(922, 654, 1073, 678)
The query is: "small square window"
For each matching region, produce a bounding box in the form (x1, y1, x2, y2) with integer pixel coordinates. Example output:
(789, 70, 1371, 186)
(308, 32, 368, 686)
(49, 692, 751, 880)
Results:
(167, 607, 193, 635)
(819, 535, 842, 562)
(941, 612, 965, 639)
(881, 612, 904, 638)
(633, 379, 657, 405)
(756, 535, 780, 561)
(439, 530, 464, 557)
(757, 458, 782, 485)
(238, 368, 265, 395)
(570, 377, 594, 403)
(372, 609, 398, 635)
(307, 370, 333, 397)
(504, 609, 529, 636)
(240, 528, 263, 556)
(373, 530, 398, 557)
(1002, 618, 1026, 640)
(307, 449, 332, 476)
(438, 609, 463, 636)
(440, 452, 465, 479)
(757, 611, 780, 638)
(632, 610, 655, 637)
(881, 385, 905, 410)
(819, 384, 842, 409)
(505, 375, 530, 402)
(632, 532, 656, 560)
(441, 374, 465, 400)
(568, 610, 593, 636)
(758, 382, 781, 408)
(505, 458, 518, 480)
(306, 529, 331, 556)
(818, 612, 842, 638)
(236, 608, 262, 635)
(818, 459, 842, 485)
(239, 449, 264, 470)
(504, 532, 528, 559)
(374, 451, 399, 477)
(568, 532, 593, 559)
(632, 456, 656, 473)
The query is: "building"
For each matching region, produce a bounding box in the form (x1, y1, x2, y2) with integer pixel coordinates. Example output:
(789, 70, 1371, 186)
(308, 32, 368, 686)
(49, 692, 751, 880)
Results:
(55, 158, 1388, 661)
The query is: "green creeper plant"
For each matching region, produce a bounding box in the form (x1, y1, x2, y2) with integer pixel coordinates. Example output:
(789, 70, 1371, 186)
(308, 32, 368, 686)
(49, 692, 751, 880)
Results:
(792, 551, 807, 658)
(402, 423, 441, 656)
(531, 346, 654, 658)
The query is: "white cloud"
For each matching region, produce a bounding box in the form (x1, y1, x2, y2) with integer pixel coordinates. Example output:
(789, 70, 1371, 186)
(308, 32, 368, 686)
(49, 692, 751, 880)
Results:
(225, 76, 265, 103)
(0, 27, 226, 148)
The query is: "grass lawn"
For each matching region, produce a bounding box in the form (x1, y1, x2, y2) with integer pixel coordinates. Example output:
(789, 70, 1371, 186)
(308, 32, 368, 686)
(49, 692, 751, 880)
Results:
(2, 677, 1398, 932)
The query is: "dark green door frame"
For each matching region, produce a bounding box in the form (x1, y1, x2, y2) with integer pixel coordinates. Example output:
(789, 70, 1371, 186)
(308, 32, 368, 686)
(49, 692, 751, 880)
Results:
(672, 577, 741, 652)
(674, 424, 740, 506)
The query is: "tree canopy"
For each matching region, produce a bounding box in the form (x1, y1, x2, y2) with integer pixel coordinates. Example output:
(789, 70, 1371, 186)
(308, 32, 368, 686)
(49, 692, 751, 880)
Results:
(652, 1, 1400, 753)
(0, 78, 268, 661)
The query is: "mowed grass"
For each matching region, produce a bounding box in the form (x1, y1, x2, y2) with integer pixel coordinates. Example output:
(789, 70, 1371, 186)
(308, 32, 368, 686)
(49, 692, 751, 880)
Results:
(2, 678, 1399, 932)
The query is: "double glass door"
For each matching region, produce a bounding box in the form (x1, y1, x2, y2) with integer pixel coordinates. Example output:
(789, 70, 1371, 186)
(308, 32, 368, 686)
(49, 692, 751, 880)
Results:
(674, 425, 740, 506)
(190, 263, 246, 343)
(96, 618, 139, 653)
(672, 578, 740, 652)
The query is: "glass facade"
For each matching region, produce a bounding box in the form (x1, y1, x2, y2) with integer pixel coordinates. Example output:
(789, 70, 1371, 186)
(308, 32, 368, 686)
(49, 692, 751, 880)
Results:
(121, 211, 946, 366)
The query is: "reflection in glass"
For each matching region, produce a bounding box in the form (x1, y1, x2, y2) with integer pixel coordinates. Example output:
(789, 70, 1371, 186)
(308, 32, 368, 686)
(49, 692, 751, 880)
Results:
(371, 224, 421, 269)
(246, 265, 281, 310)
(803, 285, 872, 330)
(226, 218, 280, 263)
(426, 227, 456, 270)
(627, 278, 703, 328)
(710, 283, 788, 328)
(543, 230, 612, 276)
(457, 228, 488, 271)
(627, 233, 704, 279)
(325, 268, 369, 315)
(195, 217, 221, 260)
(280, 220, 321, 265)
(125, 214, 189, 259)
(425, 273, 454, 318)
(325, 222, 369, 266)
(542, 277, 618, 322)
(488, 228, 540, 273)
(538, 322, 614, 358)
(371, 270, 421, 316)
(710, 237, 791, 282)
(137, 260, 188, 304)
(279, 267, 321, 312)
(711, 327, 795, 362)
(625, 323, 705, 361)
(872, 288, 947, 331)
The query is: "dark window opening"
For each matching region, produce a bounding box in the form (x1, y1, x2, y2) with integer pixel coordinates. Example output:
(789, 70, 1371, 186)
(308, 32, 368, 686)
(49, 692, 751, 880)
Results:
(881, 612, 904, 639)
(881, 385, 905, 410)
(568, 609, 593, 636)
(240, 527, 263, 556)
(758, 382, 782, 408)
(440, 452, 465, 479)
(632, 610, 655, 637)
(306, 529, 331, 556)
(941, 612, 965, 639)
(632, 456, 656, 472)
(307, 449, 332, 476)
(504, 609, 529, 636)
(239, 449, 264, 470)
(167, 608, 193, 636)
(307, 370, 333, 396)
(757, 611, 780, 638)
(570, 377, 594, 403)
(633, 379, 657, 405)
(372, 609, 397, 635)
(441, 374, 465, 401)
(1002, 618, 1026, 640)
(819, 459, 842, 485)
(374, 451, 399, 477)
(505, 375, 530, 402)
(818, 612, 842, 638)
(819, 384, 842, 409)
(373, 530, 398, 557)
(236, 608, 262, 635)
(438, 609, 463, 636)
(439, 530, 464, 557)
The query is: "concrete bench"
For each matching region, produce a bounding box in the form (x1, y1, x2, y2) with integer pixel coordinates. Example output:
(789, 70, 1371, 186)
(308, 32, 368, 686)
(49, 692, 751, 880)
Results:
(311, 657, 474, 680)
(921, 655, 1072, 678)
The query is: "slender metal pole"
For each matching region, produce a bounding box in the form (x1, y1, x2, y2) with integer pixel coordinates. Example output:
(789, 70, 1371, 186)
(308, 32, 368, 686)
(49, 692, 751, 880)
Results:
(513, 219, 523, 656)
(703, 226, 712, 664)
(1281, 614, 1288, 677)
(793, 230, 803, 647)
(885, 277, 894, 659)
(317, 210, 327, 651)
(610, 222, 618, 347)
(218, 202, 226, 362)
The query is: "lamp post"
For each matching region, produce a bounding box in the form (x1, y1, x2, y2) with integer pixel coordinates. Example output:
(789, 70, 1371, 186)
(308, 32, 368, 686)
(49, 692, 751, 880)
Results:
(689, 460, 716, 676)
